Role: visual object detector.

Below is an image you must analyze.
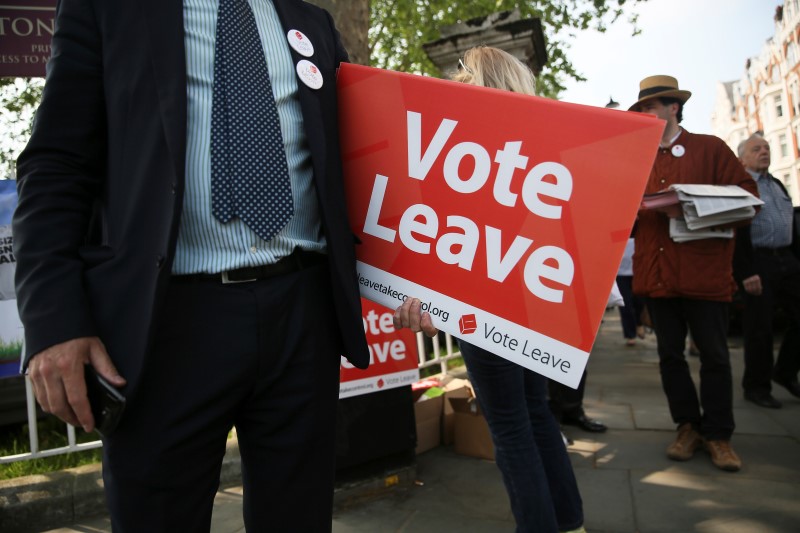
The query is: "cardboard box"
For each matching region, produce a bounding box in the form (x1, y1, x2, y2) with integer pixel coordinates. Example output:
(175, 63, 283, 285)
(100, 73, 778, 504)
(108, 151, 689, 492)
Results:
(441, 378, 472, 445)
(413, 395, 443, 454)
(449, 395, 495, 461)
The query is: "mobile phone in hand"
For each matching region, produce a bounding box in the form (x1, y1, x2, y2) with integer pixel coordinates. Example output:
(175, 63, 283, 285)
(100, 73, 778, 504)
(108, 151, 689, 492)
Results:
(84, 365, 126, 437)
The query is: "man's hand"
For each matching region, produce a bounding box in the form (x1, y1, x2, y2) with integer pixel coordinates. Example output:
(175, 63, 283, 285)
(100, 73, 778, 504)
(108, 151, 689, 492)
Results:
(742, 274, 762, 296)
(27, 337, 125, 432)
(392, 298, 438, 338)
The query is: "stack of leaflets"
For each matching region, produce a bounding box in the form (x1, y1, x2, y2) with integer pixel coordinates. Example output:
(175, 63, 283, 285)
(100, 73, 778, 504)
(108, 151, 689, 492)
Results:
(669, 218, 733, 242)
(642, 184, 763, 242)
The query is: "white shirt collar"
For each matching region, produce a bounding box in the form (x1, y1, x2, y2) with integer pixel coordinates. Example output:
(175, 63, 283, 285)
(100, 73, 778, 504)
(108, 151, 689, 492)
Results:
(660, 127, 682, 149)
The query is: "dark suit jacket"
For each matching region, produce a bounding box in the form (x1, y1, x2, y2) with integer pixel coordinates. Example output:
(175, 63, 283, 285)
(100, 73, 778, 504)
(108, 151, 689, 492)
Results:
(733, 173, 798, 284)
(13, 0, 370, 395)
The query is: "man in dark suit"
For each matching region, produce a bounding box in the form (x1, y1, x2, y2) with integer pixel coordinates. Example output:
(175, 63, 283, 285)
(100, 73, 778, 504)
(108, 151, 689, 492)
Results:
(13, 1, 380, 530)
(734, 133, 800, 409)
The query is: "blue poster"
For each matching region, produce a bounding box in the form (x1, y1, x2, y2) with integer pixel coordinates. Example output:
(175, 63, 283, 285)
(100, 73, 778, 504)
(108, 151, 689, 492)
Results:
(0, 179, 22, 378)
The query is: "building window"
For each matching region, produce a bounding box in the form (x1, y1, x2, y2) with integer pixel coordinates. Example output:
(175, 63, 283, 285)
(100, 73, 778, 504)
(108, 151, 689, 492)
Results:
(788, 42, 799, 67)
(792, 81, 800, 115)
(776, 94, 784, 117)
(780, 133, 789, 158)
(796, 124, 800, 155)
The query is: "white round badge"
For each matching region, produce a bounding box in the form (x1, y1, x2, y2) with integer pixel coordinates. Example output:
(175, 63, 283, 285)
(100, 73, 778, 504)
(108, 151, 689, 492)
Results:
(296, 59, 323, 90)
(671, 144, 685, 158)
(287, 29, 314, 58)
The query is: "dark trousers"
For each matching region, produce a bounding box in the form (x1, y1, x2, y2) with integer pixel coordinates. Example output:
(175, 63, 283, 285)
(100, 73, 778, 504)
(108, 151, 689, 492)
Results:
(646, 297, 734, 441)
(102, 262, 342, 532)
(742, 249, 800, 393)
(548, 371, 587, 421)
(616, 275, 645, 339)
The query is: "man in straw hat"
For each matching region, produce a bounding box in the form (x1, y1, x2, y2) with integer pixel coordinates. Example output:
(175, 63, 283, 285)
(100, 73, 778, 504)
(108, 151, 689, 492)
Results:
(629, 75, 758, 472)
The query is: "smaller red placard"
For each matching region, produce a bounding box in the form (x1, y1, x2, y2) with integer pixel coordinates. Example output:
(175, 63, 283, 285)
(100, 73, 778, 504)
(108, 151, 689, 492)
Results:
(339, 298, 419, 398)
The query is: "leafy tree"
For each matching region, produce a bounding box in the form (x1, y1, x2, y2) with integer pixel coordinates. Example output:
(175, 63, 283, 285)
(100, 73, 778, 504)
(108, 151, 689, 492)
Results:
(368, 0, 648, 98)
(0, 78, 43, 178)
(309, 0, 370, 65)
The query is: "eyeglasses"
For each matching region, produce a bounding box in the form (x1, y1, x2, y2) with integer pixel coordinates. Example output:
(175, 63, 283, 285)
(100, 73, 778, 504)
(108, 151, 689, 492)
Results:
(457, 57, 473, 75)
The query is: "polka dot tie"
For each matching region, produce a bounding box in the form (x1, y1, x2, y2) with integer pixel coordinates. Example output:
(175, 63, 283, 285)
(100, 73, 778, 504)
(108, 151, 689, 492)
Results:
(210, 0, 293, 242)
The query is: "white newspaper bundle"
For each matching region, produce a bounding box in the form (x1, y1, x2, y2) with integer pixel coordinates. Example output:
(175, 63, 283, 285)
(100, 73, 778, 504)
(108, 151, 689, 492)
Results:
(673, 184, 763, 229)
(666, 184, 763, 242)
(669, 218, 734, 242)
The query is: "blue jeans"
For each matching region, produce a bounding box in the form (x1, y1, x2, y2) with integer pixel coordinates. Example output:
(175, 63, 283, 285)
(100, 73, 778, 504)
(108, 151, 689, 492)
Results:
(458, 340, 584, 533)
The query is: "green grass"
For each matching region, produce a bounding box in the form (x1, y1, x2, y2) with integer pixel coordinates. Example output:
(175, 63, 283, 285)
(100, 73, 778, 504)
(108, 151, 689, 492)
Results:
(0, 415, 102, 480)
(0, 339, 22, 361)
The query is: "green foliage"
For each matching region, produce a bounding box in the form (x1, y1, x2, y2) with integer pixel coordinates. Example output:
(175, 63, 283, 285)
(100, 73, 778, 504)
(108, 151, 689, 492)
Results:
(0, 77, 44, 178)
(369, 0, 647, 98)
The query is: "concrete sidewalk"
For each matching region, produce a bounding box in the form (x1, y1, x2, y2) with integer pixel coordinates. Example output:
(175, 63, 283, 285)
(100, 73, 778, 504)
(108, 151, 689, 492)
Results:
(31, 311, 800, 531)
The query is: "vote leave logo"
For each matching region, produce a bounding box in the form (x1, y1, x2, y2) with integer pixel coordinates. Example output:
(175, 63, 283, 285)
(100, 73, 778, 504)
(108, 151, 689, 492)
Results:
(459, 314, 477, 335)
(338, 64, 662, 386)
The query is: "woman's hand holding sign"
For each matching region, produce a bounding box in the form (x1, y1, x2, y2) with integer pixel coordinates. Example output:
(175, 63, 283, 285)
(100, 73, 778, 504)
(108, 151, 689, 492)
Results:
(393, 297, 438, 337)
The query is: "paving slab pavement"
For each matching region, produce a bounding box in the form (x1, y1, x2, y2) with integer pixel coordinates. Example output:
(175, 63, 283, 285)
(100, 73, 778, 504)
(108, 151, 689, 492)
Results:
(22, 310, 800, 531)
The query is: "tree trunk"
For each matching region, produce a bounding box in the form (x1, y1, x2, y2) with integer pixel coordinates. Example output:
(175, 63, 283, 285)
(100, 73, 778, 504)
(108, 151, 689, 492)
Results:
(307, 0, 369, 65)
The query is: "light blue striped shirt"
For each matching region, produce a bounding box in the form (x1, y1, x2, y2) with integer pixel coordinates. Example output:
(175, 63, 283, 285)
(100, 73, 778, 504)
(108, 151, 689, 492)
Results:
(175, 0, 325, 274)
(747, 169, 793, 249)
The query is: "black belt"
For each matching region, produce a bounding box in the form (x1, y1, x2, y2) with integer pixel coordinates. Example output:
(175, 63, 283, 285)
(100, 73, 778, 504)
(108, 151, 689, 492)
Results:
(754, 246, 792, 257)
(173, 249, 326, 284)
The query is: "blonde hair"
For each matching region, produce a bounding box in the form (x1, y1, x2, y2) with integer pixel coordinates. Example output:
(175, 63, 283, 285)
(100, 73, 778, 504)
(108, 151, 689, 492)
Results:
(451, 46, 536, 96)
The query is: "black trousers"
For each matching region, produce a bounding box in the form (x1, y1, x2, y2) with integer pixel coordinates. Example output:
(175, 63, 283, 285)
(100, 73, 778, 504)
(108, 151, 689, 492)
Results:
(742, 249, 800, 393)
(548, 371, 587, 420)
(646, 297, 734, 441)
(102, 262, 343, 532)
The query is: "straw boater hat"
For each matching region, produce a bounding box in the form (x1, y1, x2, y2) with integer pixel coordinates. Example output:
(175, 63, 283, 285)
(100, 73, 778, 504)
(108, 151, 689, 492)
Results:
(628, 75, 692, 112)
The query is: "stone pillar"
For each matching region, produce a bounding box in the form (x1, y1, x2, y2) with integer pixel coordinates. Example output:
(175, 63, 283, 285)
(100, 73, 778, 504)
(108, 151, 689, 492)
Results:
(422, 9, 547, 79)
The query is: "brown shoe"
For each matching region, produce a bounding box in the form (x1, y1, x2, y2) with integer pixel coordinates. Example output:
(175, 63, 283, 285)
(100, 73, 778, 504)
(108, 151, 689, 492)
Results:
(705, 440, 742, 472)
(666, 423, 702, 461)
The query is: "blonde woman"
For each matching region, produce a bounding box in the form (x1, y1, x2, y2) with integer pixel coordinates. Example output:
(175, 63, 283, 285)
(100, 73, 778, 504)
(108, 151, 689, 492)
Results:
(453, 46, 586, 533)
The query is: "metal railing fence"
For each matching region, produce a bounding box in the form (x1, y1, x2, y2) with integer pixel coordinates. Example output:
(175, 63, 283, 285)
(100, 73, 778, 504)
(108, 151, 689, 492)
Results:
(0, 331, 461, 465)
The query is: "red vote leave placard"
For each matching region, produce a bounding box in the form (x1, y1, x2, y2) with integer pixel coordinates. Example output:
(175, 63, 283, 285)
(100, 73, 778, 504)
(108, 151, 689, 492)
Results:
(337, 64, 663, 387)
(339, 298, 420, 398)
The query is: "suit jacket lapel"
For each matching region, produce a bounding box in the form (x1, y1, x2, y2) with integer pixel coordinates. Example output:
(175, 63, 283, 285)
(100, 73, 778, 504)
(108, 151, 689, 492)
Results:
(140, 0, 187, 185)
